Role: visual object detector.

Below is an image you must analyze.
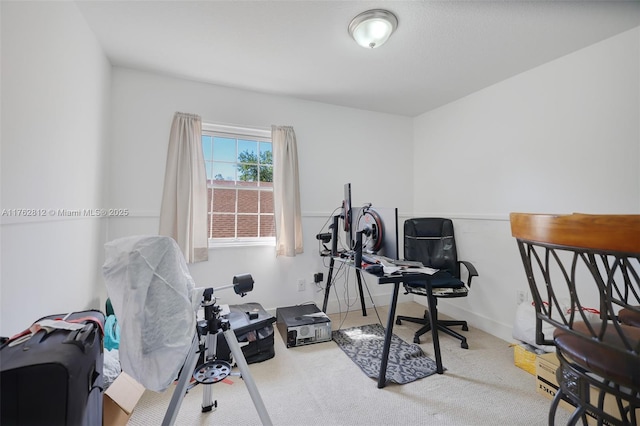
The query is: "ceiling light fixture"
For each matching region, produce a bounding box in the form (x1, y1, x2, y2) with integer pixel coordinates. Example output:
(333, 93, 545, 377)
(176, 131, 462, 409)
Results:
(348, 9, 398, 49)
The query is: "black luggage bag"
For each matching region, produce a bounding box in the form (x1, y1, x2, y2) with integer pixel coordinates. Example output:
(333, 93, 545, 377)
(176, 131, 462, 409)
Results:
(216, 302, 276, 364)
(1, 310, 105, 425)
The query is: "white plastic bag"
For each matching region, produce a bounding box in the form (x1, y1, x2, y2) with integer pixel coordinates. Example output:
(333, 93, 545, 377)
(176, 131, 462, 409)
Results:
(102, 235, 199, 392)
(512, 300, 601, 353)
(512, 301, 556, 352)
(103, 349, 121, 390)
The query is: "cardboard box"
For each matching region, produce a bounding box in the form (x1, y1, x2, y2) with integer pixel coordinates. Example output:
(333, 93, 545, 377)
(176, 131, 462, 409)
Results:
(535, 352, 637, 426)
(103, 372, 146, 426)
(513, 343, 537, 375)
(535, 352, 588, 418)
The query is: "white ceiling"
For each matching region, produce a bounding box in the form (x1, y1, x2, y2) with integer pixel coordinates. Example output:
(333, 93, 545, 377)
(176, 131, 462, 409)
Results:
(76, 1, 640, 117)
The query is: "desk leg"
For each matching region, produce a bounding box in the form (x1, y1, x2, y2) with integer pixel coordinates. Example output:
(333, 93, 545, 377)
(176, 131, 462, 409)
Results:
(321, 257, 335, 313)
(355, 269, 367, 317)
(426, 292, 444, 374)
(377, 281, 400, 388)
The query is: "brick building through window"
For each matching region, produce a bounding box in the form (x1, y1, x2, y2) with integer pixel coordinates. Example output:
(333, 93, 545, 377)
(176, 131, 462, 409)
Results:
(202, 124, 274, 242)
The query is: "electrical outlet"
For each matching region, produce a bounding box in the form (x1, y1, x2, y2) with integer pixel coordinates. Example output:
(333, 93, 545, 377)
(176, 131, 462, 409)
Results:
(297, 279, 306, 292)
(516, 290, 526, 305)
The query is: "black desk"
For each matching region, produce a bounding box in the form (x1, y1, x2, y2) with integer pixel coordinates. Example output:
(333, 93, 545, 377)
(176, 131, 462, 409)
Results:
(321, 255, 367, 316)
(322, 257, 444, 388)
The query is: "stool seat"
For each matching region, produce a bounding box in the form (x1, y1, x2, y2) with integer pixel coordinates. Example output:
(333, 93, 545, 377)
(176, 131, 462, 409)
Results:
(619, 307, 640, 328)
(554, 322, 640, 389)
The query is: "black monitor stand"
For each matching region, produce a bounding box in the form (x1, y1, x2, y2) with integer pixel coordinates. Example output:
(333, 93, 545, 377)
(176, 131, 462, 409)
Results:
(321, 215, 367, 316)
(330, 214, 339, 257)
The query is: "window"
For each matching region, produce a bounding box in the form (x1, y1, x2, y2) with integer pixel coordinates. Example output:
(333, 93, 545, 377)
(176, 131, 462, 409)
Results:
(202, 124, 275, 244)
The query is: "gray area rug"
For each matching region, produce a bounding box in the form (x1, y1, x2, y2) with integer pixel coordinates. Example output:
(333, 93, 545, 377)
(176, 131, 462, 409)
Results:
(332, 323, 439, 385)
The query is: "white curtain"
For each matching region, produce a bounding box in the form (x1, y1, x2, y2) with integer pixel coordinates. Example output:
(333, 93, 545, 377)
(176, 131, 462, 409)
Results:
(159, 112, 208, 263)
(272, 125, 303, 256)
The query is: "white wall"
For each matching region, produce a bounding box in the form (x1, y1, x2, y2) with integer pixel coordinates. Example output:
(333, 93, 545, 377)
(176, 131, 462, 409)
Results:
(0, 2, 112, 335)
(413, 27, 640, 341)
(107, 68, 414, 317)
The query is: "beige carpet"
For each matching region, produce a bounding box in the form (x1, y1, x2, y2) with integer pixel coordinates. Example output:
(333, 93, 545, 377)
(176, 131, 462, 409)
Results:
(127, 302, 571, 425)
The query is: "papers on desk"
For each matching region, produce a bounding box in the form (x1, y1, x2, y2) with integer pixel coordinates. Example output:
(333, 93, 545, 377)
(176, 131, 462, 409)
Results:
(337, 253, 439, 276)
(406, 266, 439, 275)
(376, 256, 438, 276)
(376, 257, 400, 275)
(384, 266, 439, 275)
(383, 265, 402, 275)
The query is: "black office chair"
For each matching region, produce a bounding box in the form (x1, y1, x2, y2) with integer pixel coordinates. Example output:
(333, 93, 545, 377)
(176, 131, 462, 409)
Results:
(396, 218, 478, 349)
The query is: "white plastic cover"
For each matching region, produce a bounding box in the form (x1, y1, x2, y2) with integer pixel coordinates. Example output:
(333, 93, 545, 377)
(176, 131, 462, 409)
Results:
(512, 301, 556, 352)
(102, 235, 202, 392)
(512, 300, 601, 353)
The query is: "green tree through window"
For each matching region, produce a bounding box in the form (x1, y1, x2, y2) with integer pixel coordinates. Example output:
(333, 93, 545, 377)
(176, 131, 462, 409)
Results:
(237, 150, 273, 182)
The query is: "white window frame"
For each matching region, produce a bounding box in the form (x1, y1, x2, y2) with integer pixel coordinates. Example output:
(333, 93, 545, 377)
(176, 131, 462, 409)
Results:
(202, 123, 275, 248)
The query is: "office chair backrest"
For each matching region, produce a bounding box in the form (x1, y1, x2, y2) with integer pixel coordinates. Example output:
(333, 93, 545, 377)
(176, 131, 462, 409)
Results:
(404, 218, 460, 278)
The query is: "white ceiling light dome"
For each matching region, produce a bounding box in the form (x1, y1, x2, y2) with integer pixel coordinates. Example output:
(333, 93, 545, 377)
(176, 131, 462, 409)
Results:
(348, 9, 398, 49)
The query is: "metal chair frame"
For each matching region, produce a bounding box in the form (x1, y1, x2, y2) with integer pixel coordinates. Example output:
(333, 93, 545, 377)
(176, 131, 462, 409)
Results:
(511, 213, 640, 426)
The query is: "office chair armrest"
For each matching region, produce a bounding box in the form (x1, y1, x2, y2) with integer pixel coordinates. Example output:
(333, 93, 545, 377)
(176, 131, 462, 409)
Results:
(458, 260, 478, 287)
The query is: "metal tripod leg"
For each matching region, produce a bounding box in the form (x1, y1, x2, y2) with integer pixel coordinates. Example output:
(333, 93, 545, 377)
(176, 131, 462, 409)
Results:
(201, 329, 217, 412)
(162, 334, 200, 426)
(161, 328, 272, 426)
(223, 328, 273, 426)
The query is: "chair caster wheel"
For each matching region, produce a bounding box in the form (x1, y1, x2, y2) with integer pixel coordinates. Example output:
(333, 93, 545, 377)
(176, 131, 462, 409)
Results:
(396, 319, 402, 325)
(413, 336, 420, 344)
(462, 325, 469, 331)
(461, 342, 469, 349)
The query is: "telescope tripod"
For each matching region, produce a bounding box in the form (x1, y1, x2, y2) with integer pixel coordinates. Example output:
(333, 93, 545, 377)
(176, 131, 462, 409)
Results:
(162, 286, 272, 426)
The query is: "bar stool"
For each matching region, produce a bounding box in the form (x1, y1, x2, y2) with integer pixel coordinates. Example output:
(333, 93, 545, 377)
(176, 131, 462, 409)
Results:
(511, 213, 640, 426)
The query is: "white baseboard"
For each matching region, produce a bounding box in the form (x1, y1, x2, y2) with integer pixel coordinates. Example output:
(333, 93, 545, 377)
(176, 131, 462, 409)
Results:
(320, 291, 413, 316)
(413, 297, 514, 343)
